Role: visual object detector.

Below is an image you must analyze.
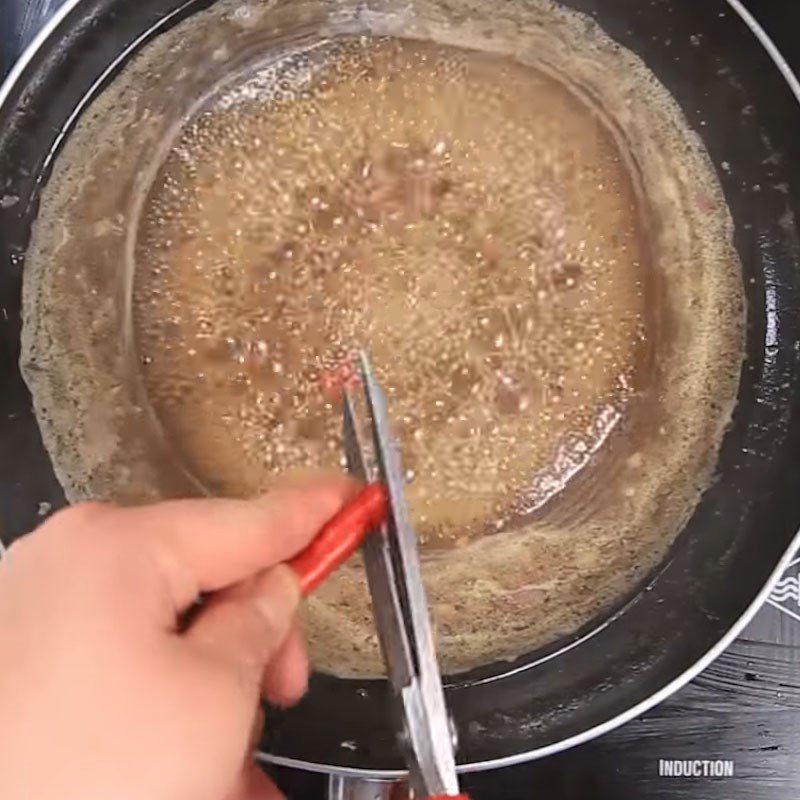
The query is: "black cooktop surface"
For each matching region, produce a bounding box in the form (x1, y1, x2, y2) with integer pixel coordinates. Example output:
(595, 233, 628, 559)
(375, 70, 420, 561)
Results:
(2, 2, 800, 798)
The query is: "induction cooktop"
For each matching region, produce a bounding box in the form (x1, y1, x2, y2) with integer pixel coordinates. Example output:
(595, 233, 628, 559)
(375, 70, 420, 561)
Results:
(2, 2, 800, 798)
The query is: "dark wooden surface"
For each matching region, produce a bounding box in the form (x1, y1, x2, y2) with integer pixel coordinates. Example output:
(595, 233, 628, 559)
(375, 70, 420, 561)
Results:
(3, 1, 800, 797)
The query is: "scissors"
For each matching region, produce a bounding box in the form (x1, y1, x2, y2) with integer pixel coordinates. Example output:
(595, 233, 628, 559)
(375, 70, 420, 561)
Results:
(288, 352, 468, 800)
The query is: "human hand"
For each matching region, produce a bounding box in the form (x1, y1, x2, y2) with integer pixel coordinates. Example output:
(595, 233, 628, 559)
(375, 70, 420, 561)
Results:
(0, 475, 354, 800)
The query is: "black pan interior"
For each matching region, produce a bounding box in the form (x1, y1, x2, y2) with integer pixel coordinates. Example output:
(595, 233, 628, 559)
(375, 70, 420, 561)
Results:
(1, 0, 800, 772)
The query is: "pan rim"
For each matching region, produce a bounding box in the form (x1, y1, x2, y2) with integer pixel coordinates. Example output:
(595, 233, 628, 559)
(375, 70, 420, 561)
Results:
(1, 0, 799, 778)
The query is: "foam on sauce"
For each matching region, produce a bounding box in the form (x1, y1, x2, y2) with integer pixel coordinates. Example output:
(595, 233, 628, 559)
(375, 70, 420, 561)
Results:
(134, 38, 652, 547)
(21, 0, 744, 676)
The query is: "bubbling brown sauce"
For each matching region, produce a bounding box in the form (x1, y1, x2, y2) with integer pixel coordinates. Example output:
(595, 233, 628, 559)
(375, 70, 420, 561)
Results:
(22, 0, 744, 677)
(133, 38, 653, 548)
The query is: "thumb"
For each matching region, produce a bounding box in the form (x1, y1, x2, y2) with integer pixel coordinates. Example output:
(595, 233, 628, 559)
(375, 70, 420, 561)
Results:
(187, 564, 301, 688)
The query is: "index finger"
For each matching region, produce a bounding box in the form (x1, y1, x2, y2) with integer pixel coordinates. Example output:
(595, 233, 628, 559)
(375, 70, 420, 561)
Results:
(124, 473, 356, 612)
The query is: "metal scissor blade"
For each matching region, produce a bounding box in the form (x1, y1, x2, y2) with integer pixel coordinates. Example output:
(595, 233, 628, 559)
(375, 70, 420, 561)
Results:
(343, 389, 415, 690)
(358, 352, 459, 797)
(342, 391, 369, 484)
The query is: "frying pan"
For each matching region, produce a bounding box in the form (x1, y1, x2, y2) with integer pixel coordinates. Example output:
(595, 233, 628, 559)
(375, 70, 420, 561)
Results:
(1, 0, 800, 786)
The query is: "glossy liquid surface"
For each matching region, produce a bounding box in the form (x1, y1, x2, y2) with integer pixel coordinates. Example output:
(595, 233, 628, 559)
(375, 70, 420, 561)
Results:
(134, 37, 652, 546)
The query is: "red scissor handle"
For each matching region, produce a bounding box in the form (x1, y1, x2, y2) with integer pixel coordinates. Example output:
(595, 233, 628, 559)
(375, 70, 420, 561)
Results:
(288, 483, 388, 595)
(428, 795, 471, 799)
